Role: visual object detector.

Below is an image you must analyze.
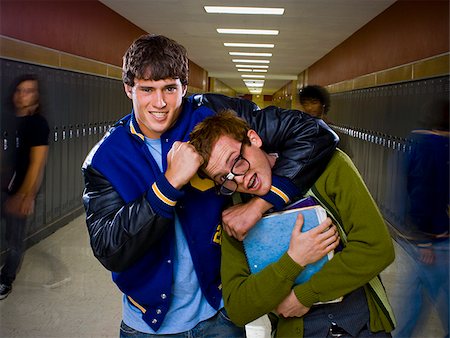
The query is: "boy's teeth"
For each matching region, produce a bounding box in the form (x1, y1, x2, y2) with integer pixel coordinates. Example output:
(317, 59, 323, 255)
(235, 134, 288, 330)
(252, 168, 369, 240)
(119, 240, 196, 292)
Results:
(248, 175, 256, 188)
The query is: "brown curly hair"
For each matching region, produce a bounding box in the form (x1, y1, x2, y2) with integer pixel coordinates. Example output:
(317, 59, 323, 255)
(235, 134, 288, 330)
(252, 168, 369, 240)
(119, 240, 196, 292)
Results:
(122, 34, 189, 87)
(190, 110, 250, 170)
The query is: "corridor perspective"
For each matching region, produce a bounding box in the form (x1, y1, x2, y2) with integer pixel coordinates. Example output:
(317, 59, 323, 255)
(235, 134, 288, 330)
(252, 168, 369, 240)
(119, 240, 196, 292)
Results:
(1, 1, 449, 337)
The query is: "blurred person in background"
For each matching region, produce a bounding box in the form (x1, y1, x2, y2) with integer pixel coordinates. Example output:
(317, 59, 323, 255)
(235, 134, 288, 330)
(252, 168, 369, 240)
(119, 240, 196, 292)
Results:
(299, 85, 353, 158)
(0, 74, 50, 300)
(393, 98, 449, 338)
(298, 84, 331, 120)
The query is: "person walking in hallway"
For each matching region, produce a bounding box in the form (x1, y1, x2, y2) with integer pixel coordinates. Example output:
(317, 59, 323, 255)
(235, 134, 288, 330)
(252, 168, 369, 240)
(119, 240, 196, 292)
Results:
(0, 74, 50, 300)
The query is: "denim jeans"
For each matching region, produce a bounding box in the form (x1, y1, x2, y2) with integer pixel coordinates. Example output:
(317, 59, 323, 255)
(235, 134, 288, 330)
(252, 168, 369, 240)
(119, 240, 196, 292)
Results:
(0, 213, 27, 286)
(393, 238, 449, 338)
(119, 308, 245, 338)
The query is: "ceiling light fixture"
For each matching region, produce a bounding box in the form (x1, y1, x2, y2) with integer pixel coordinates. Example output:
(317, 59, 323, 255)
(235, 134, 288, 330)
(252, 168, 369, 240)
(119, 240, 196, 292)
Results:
(224, 43, 275, 48)
(244, 82, 264, 87)
(204, 6, 284, 15)
(233, 59, 270, 63)
(253, 69, 268, 73)
(244, 79, 264, 83)
(242, 75, 266, 79)
(229, 52, 272, 57)
(235, 64, 269, 68)
(217, 28, 279, 35)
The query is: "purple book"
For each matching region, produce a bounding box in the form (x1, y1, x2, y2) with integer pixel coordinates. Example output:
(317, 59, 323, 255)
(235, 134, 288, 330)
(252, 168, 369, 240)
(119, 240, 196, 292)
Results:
(283, 196, 318, 210)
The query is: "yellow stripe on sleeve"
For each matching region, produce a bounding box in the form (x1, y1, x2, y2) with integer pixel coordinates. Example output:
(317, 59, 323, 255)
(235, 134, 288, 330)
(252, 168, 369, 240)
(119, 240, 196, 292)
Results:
(152, 183, 177, 206)
(270, 185, 290, 203)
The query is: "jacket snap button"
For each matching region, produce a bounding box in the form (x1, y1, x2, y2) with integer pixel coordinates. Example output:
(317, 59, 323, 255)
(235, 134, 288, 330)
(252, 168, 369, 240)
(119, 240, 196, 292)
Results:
(161, 293, 167, 299)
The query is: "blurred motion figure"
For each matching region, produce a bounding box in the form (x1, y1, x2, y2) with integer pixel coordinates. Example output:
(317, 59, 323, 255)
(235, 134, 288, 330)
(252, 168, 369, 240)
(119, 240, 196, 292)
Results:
(299, 84, 331, 119)
(393, 98, 449, 338)
(0, 74, 50, 300)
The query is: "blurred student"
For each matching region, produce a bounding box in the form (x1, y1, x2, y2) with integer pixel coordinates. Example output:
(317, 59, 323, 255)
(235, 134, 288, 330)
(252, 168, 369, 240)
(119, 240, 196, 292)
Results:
(298, 85, 331, 119)
(393, 98, 449, 338)
(299, 84, 354, 158)
(0, 74, 50, 300)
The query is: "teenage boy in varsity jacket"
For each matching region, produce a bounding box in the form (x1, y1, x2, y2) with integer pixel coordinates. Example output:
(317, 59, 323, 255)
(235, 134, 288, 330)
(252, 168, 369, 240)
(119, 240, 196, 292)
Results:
(82, 34, 338, 337)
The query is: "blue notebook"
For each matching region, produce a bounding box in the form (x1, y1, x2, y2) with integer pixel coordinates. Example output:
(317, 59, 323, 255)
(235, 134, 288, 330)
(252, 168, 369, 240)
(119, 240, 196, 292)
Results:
(243, 205, 332, 285)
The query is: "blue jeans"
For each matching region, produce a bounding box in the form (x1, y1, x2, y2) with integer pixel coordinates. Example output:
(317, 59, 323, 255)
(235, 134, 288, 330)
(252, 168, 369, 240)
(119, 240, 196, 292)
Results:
(0, 212, 27, 286)
(393, 238, 449, 338)
(119, 308, 245, 338)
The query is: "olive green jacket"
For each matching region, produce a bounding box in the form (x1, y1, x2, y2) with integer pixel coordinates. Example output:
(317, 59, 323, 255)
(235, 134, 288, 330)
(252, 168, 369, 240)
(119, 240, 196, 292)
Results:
(221, 150, 396, 337)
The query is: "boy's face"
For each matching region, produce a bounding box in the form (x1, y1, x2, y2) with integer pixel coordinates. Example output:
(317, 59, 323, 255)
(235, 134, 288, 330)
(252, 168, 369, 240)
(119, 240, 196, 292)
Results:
(301, 98, 324, 118)
(204, 131, 274, 196)
(125, 78, 187, 139)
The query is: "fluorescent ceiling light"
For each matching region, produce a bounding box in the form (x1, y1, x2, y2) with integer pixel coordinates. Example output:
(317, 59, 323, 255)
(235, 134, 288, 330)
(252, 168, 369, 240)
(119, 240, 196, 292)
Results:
(244, 79, 264, 83)
(232, 59, 270, 63)
(229, 52, 272, 57)
(238, 69, 268, 73)
(242, 75, 266, 79)
(244, 79, 265, 83)
(235, 64, 269, 68)
(224, 43, 275, 48)
(205, 6, 284, 15)
(244, 82, 264, 87)
(217, 28, 279, 35)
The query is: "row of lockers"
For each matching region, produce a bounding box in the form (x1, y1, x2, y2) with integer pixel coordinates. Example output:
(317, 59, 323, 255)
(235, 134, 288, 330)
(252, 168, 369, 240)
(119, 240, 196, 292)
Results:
(329, 75, 449, 232)
(330, 76, 449, 138)
(1, 57, 447, 257)
(0, 58, 131, 254)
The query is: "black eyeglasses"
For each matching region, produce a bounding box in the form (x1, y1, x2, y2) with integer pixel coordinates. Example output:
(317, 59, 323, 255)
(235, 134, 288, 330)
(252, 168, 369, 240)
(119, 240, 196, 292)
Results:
(218, 142, 250, 196)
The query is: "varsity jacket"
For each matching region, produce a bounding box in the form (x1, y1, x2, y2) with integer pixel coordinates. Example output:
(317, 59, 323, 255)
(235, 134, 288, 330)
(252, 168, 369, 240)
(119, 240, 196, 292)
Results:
(82, 93, 338, 331)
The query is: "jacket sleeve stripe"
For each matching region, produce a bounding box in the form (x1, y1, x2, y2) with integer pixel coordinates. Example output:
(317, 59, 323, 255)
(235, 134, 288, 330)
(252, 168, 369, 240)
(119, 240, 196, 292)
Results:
(152, 183, 177, 206)
(270, 185, 290, 203)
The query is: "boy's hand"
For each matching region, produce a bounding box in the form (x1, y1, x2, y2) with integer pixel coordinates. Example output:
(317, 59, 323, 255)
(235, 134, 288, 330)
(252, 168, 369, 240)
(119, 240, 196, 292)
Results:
(166, 141, 203, 189)
(287, 215, 339, 267)
(222, 197, 272, 240)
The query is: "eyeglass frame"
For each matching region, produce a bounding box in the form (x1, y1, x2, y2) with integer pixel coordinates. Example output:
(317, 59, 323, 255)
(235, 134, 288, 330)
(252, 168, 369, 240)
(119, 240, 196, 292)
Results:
(217, 141, 250, 196)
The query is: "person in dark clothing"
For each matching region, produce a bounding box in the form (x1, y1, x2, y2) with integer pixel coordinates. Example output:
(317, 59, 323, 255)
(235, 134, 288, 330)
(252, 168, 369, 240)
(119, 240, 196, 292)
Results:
(298, 85, 331, 119)
(0, 74, 50, 299)
(393, 98, 449, 338)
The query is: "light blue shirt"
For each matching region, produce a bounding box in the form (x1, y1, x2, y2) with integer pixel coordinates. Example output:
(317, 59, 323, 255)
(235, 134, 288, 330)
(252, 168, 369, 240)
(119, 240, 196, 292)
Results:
(122, 137, 218, 334)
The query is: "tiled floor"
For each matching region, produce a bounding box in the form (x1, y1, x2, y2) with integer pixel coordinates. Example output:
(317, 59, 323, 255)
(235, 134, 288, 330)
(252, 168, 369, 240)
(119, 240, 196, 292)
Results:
(0, 215, 446, 338)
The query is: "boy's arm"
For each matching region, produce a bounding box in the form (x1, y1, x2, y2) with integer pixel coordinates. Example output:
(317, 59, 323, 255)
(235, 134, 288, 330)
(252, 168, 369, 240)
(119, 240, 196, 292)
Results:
(82, 165, 180, 272)
(292, 151, 395, 306)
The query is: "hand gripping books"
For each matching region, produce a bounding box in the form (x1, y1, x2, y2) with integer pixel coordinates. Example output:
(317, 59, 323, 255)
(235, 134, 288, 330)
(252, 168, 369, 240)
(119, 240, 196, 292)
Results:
(243, 198, 342, 304)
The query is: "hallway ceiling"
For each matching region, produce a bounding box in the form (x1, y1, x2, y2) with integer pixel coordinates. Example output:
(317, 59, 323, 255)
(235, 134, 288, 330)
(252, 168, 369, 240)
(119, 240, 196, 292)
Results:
(100, 0, 396, 95)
